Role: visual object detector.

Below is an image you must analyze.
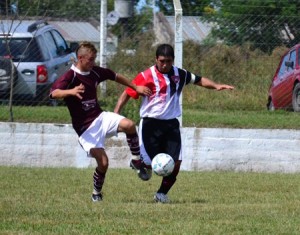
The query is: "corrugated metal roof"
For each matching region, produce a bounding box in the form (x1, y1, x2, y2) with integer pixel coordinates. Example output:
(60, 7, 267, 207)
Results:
(165, 16, 211, 42)
(0, 20, 100, 43)
(49, 21, 100, 43)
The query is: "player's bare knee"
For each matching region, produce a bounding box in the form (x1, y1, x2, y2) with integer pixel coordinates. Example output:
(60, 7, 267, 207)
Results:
(119, 118, 136, 133)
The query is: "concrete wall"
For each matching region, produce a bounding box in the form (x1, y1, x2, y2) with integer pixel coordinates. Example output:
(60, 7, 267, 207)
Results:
(1, 122, 300, 173)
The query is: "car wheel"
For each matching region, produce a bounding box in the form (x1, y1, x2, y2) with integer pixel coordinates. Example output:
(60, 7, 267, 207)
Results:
(292, 83, 300, 112)
(267, 99, 275, 111)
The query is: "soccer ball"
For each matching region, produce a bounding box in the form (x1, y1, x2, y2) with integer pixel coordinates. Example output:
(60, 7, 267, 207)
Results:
(151, 153, 175, 177)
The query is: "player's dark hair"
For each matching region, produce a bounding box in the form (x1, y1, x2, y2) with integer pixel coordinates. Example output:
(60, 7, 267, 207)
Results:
(156, 44, 174, 59)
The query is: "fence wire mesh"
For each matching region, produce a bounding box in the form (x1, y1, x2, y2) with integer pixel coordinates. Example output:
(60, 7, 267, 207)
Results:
(0, 1, 298, 124)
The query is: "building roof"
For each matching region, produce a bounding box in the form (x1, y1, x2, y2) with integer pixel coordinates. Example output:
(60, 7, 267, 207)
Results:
(0, 20, 100, 43)
(49, 21, 100, 43)
(165, 16, 211, 43)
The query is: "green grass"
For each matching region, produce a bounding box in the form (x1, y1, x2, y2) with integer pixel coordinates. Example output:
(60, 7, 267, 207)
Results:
(182, 109, 300, 129)
(1, 166, 300, 234)
(1, 105, 300, 130)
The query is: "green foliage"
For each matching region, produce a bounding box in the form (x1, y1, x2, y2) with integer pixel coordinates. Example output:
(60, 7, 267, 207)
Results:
(107, 31, 155, 73)
(203, 0, 300, 53)
(181, 41, 288, 111)
(15, 0, 100, 18)
(1, 166, 300, 234)
(156, 0, 212, 16)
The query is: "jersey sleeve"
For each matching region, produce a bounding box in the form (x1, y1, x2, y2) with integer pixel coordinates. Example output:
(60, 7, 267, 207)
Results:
(125, 73, 146, 99)
(50, 70, 74, 97)
(93, 66, 116, 83)
(101, 67, 116, 81)
(185, 70, 201, 85)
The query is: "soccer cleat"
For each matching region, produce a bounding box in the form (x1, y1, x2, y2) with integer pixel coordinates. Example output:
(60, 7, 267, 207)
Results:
(138, 165, 152, 181)
(130, 159, 142, 171)
(154, 192, 170, 203)
(91, 193, 103, 202)
(130, 159, 152, 181)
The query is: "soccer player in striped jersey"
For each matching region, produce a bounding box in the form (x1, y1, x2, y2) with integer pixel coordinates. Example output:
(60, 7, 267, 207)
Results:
(114, 44, 234, 203)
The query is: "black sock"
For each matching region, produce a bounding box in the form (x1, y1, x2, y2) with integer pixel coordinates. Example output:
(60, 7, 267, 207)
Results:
(93, 168, 106, 194)
(157, 177, 176, 194)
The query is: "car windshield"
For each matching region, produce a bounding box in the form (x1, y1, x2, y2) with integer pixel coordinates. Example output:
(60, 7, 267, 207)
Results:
(0, 38, 43, 62)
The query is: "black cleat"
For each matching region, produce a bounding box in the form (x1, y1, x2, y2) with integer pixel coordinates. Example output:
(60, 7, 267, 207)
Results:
(130, 159, 152, 181)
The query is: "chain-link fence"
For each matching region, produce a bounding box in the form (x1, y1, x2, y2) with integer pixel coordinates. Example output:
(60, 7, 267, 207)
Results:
(0, 1, 298, 123)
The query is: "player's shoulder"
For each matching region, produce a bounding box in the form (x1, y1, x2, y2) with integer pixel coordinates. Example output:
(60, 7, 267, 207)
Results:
(92, 66, 116, 76)
(61, 69, 76, 80)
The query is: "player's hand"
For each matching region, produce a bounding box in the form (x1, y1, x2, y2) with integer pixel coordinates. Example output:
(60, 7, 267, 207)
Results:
(73, 83, 85, 99)
(136, 86, 152, 96)
(215, 84, 235, 91)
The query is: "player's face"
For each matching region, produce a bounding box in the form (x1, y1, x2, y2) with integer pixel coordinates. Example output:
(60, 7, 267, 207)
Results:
(79, 52, 96, 71)
(156, 56, 173, 74)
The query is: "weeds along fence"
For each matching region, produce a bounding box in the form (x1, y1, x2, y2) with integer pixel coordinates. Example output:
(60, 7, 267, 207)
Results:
(0, 1, 297, 123)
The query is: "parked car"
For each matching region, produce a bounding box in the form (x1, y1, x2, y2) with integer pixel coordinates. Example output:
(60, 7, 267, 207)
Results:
(0, 57, 17, 98)
(267, 44, 300, 112)
(0, 20, 78, 104)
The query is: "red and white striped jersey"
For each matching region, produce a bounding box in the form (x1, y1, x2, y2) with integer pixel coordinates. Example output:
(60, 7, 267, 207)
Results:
(126, 65, 201, 119)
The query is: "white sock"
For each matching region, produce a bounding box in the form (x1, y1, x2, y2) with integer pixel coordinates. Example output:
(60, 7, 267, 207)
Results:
(131, 155, 140, 161)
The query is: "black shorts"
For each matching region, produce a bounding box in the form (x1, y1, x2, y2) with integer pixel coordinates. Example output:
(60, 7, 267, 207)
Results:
(141, 117, 181, 161)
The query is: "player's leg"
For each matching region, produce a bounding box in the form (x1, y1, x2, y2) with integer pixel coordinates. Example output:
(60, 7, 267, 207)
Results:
(154, 160, 181, 203)
(78, 112, 112, 202)
(118, 117, 151, 180)
(96, 112, 140, 166)
(154, 119, 182, 203)
(90, 147, 108, 202)
(117, 117, 140, 158)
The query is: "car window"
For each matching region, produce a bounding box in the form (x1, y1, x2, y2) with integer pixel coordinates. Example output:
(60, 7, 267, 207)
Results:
(278, 54, 289, 78)
(288, 49, 296, 72)
(0, 38, 43, 62)
(44, 31, 59, 58)
(35, 35, 50, 61)
(51, 30, 68, 55)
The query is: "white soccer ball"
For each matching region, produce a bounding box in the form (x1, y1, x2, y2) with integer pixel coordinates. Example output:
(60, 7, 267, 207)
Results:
(151, 153, 175, 177)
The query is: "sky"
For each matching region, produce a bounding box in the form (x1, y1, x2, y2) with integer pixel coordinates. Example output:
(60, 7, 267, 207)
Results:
(136, 0, 159, 13)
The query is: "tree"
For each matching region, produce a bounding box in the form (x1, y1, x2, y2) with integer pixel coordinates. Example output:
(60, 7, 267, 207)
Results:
(155, 0, 212, 16)
(14, 0, 101, 18)
(202, 0, 300, 53)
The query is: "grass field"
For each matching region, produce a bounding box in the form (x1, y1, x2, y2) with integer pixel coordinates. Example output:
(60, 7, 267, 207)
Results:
(0, 44, 299, 234)
(1, 166, 300, 234)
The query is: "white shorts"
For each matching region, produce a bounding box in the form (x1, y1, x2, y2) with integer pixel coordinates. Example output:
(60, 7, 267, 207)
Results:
(78, 111, 125, 156)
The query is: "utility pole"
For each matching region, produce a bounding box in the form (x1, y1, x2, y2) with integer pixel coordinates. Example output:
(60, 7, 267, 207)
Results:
(173, 0, 183, 126)
(100, 0, 107, 96)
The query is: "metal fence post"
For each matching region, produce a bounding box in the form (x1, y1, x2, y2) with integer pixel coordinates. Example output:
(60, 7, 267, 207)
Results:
(100, 0, 107, 96)
(173, 0, 183, 126)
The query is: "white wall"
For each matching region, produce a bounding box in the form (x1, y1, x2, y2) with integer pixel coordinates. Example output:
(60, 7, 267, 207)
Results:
(1, 122, 300, 173)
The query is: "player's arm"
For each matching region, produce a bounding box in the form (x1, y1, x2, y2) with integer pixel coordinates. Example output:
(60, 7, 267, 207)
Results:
(114, 90, 130, 114)
(115, 73, 151, 96)
(50, 83, 85, 100)
(196, 77, 234, 91)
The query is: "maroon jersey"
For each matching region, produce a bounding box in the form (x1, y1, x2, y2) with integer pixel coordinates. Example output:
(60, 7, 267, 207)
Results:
(50, 65, 116, 136)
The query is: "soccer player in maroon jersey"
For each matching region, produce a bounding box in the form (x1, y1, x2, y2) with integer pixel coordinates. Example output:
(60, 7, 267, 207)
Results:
(114, 44, 234, 203)
(50, 41, 151, 202)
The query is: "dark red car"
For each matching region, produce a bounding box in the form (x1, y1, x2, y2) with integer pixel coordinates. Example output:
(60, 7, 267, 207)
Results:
(267, 44, 300, 111)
